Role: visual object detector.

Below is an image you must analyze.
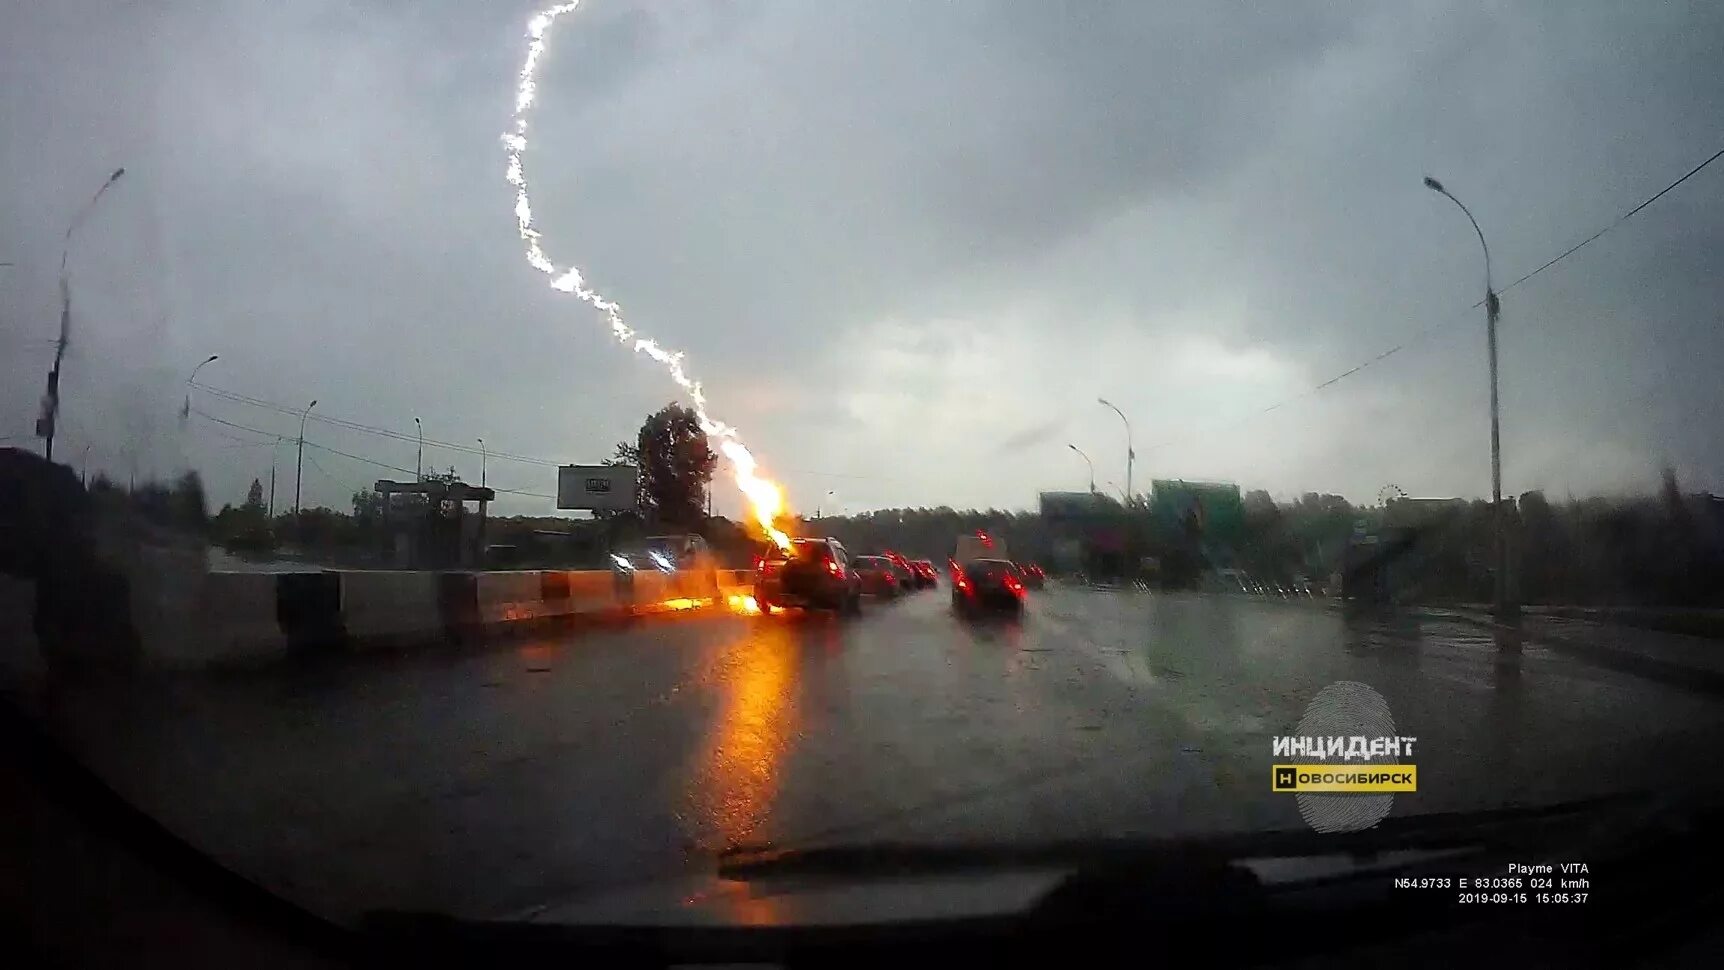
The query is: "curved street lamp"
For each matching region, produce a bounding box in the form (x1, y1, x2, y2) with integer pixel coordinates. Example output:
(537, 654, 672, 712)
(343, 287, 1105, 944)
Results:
(41, 167, 126, 462)
(414, 416, 423, 482)
(1425, 174, 1510, 624)
(1097, 397, 1134, 505)
(294, 399, 317, 515)
(180, 354, 219, 422)
(1068, 443, 1096, 494)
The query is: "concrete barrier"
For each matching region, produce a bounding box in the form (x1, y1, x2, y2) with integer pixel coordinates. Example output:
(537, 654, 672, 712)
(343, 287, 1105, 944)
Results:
(342, 571, 441, 649)
(144, 565, 745, 670)
(566, 570, 619, 616)
(477, 571, 558, 627)
(0, 576, 46, 681)
(277, 572, 345, 658)
(189, 572, 292, 668)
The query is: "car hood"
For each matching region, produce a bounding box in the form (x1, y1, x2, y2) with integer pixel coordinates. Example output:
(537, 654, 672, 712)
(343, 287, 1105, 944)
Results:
(509, 869, 1067, 928)
(432, 788, 1717, 931)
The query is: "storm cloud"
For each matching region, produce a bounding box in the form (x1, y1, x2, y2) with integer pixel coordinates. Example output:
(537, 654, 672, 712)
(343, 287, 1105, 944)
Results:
(4, 0, 1721, 518)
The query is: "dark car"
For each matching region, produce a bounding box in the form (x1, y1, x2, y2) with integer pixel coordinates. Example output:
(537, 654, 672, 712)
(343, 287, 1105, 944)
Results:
(887, 559, 918, 591)
(754, 538, 862, 615)
(911, 559, 940, 588)
(850, 556, 902, 598)
(1017, 561, 1046, 589)
(951, 558, 1026, 614)
(611, 533, 722, 602)
(879, 550, 918, 591)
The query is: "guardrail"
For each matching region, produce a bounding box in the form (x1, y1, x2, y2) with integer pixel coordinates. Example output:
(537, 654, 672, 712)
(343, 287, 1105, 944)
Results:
(4, 567, 763, 673)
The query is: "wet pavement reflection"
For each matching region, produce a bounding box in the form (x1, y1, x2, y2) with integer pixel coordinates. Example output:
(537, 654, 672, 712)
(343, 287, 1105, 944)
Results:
(685, 622, 802, 851)
(19, 585, 1724, 923)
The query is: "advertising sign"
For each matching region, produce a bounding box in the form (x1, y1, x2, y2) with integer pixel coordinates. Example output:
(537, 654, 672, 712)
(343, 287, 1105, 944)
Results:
(557, 464, 638, 512)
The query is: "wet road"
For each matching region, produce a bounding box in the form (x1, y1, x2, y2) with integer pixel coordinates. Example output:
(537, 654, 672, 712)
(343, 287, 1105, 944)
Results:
(32, 585, 1724, 923)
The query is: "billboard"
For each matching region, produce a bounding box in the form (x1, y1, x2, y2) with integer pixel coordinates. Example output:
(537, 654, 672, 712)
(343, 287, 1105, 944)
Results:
(1150, 479, 1243, 539)
(557, 464, 638, 512)
(1038, 491, 1121, 521)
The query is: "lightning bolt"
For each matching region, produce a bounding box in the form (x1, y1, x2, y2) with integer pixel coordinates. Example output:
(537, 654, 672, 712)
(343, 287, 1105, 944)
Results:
(505, 2, 789, 548)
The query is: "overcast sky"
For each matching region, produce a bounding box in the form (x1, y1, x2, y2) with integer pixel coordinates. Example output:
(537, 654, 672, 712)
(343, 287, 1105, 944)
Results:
(4, 0, 1722, 519)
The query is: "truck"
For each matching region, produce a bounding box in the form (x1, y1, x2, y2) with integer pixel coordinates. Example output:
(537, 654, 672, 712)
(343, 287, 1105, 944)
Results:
(953, 530, 1009, 568)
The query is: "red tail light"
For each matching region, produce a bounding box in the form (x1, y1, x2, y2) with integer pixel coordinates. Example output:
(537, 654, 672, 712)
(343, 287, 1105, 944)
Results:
(1004, 575, 1024, 595)
(826, 559, 843, 577)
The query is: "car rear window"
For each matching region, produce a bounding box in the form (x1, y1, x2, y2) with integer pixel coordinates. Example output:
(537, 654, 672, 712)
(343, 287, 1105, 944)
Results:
(767, 540, 831, 564)
(853, 556, 887, 568)
(962, 559, 1014, 577)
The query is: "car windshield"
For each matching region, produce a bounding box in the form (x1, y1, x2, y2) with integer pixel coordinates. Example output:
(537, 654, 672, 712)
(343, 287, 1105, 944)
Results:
(6, 0, 1724, 948)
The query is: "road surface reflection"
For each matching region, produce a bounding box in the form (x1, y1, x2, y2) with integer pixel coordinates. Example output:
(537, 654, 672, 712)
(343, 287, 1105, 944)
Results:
(685, 623, 802, 851)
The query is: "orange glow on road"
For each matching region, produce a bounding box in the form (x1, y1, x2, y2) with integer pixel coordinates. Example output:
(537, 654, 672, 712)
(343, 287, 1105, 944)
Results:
(726, 593, 761, 614)
(687, 629, 799, 850)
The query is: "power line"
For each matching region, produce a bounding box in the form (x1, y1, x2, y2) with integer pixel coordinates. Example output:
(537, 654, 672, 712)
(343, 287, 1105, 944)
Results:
(305, 433, 556, 500)
(188, 407, 556, 499)
(188, 381, 561, 466)
(1140, 140, 1724, 456)
(190, 380, 920, 486)
(1498, 144, 1724, 295)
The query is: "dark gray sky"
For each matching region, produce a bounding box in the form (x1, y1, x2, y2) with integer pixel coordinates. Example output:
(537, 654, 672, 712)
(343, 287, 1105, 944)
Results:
(4, 0, 1722, 518)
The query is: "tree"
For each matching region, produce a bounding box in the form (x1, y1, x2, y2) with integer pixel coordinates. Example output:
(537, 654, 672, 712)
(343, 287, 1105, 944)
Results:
(245, 478, 266, 513)
(623, 403, 716, 527)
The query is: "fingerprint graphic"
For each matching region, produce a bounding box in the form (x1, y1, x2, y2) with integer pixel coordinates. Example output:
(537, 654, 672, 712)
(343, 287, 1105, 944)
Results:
(1293, 681, 1397, 833)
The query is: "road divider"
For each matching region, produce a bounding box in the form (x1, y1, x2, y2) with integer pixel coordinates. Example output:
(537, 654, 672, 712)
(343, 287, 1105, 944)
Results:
(342, 571, 440, 650)
(90, 567, 764, 670)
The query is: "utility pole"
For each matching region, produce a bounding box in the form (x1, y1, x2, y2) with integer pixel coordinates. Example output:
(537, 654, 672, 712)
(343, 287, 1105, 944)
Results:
(1425, 175, 1513, 629)
(1068, 443, 1097, 494)
(294, 399, 317, 515)
(1098, 398, 1134, 506)
(39, 168, 126, 463)
(414, 417, 423, 481)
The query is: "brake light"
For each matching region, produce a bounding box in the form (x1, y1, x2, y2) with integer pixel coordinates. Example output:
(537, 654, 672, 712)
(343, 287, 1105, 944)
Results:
(1004, 575, 1024, 594)
(826, 559, 843, 577)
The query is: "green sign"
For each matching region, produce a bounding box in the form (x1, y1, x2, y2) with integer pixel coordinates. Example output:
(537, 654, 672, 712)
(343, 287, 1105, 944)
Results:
(1149, 480, 1242, 538)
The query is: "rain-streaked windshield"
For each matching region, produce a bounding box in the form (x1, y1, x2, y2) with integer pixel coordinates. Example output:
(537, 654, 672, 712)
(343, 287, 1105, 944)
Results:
(5, 0, 1723, 948)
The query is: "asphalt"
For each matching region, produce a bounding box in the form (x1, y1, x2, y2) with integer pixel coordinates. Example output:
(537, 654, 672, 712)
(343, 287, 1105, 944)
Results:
(22, 585, 1724, 924)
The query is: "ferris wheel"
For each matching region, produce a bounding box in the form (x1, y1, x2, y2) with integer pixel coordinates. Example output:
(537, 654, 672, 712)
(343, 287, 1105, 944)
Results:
(1377, 484, 1408, 507)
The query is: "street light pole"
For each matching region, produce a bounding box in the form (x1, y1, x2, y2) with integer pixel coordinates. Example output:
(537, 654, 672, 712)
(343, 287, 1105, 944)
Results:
(477, 437, 486, 487)
(1424, 175, 1510, 624)
(181, 353, 219, 423)
(1097, 398, 1134, 505)
(1068, 444, 1096, 494)
(414, 417, 423, 481)
(40, 167, 126, 463)
(269, 440, 279, 519)
(294, 399, 317, 515)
